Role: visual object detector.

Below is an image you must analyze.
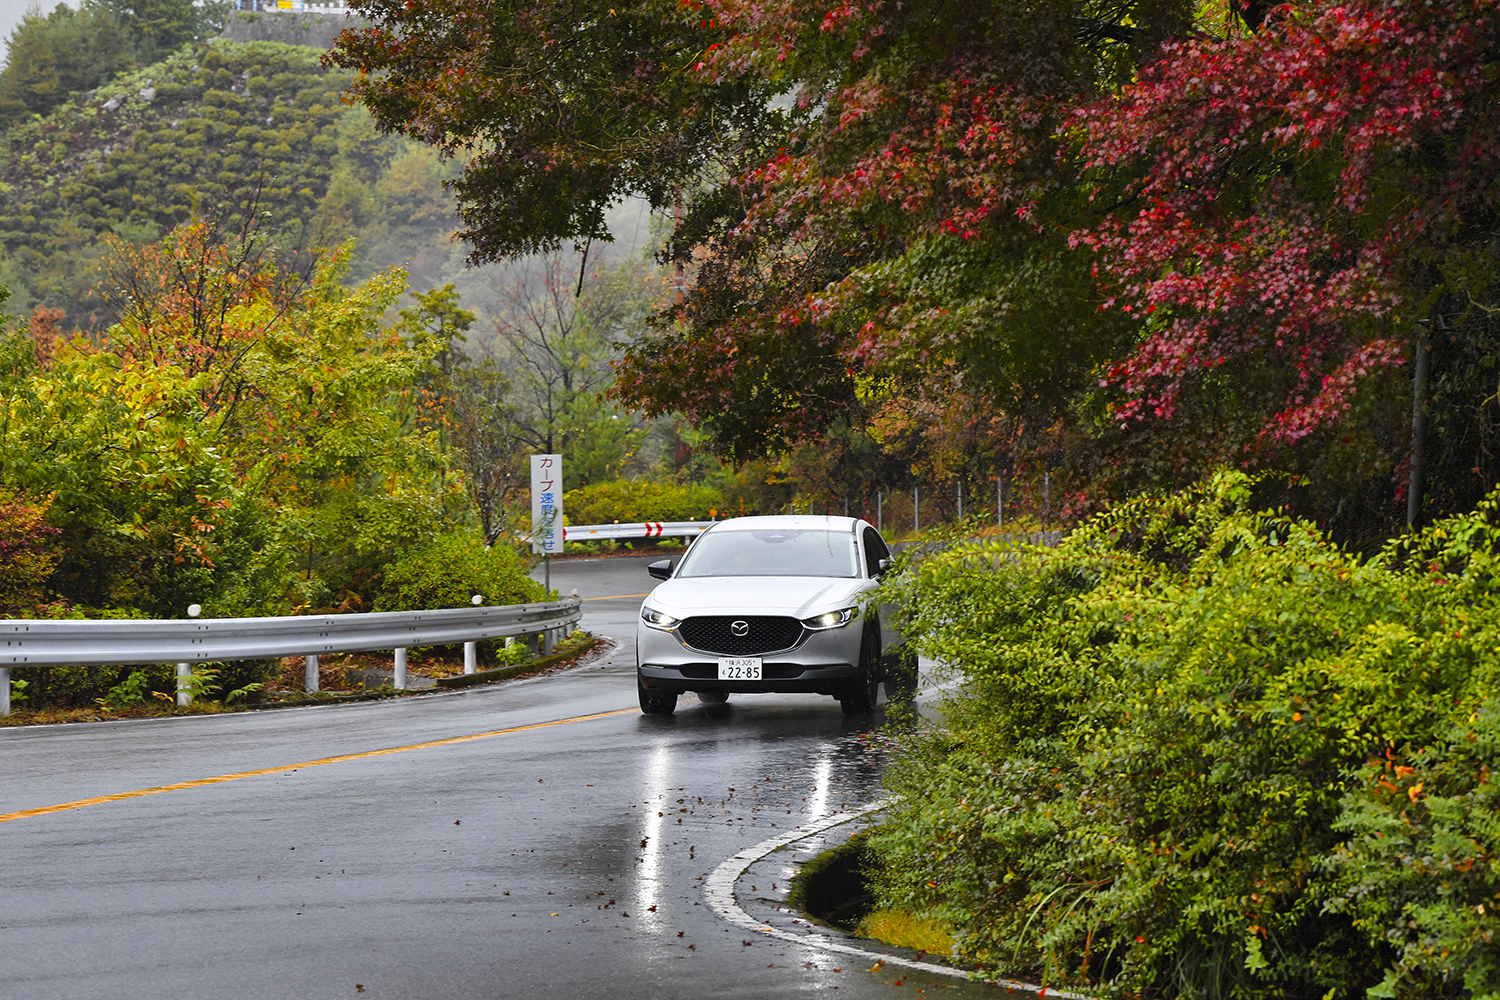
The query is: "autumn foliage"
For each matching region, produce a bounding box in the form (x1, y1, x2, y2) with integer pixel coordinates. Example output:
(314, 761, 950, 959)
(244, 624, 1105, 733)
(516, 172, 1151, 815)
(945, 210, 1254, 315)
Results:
(1071, 0, 1500, 448)
(0, 486, 63, 616)
(333, 0, 1500, 533)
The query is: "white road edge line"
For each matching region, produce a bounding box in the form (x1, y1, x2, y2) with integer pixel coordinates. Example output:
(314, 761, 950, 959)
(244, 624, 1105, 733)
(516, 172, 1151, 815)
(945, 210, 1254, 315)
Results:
(702, 801, 1092, 996)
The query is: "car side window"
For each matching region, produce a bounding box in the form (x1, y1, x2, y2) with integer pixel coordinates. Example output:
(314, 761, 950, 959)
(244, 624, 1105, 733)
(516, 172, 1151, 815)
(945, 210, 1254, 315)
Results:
(863, 527, 890, 578)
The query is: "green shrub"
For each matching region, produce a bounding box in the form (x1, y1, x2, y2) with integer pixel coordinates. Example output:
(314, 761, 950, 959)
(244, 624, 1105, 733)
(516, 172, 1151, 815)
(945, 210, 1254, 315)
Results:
(98, 669, 149, 710)
(375, 532, 544, 612)
(872, 470, 1500, 998)
(563, 480, 725, 527)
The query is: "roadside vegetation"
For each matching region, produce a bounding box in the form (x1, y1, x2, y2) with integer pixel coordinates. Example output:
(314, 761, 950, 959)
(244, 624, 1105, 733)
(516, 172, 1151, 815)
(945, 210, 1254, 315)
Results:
(4, 1, 1500, 990)
(874, 471, 1500, 997)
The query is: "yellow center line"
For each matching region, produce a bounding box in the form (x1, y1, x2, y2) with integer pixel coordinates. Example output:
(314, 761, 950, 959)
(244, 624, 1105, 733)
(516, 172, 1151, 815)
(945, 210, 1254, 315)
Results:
(0, 707, 637, 826)
(582, 594, 647, 601)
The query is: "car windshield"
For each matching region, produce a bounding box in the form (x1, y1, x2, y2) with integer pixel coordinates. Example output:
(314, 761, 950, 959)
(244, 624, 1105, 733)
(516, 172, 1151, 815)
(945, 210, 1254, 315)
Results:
(675, 528, 860, 579)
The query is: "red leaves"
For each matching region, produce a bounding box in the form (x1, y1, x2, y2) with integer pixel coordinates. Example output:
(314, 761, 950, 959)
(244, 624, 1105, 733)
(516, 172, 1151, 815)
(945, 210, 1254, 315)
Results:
(1072, 0, 1500, 448)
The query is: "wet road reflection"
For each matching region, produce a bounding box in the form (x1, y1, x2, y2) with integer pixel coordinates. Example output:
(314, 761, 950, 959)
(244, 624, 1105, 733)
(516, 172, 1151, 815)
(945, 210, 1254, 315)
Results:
(0, 556, 1001, 999)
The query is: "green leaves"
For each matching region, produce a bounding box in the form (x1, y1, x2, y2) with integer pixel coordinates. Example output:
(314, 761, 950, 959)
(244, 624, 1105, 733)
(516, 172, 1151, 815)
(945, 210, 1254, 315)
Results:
(873, 470, 1500, 996)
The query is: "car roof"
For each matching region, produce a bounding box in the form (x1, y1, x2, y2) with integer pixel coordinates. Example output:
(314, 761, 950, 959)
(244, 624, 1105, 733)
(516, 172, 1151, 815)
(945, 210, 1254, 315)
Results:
(704, 515, 863, 532)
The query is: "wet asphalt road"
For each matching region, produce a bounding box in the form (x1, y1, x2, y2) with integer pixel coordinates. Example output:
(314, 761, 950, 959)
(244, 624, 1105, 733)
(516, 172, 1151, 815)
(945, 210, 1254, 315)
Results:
(0, 554, 1000, 999)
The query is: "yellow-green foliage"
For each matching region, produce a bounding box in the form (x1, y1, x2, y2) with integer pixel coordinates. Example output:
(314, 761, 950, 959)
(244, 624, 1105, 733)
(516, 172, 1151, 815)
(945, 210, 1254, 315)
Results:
(858, 910, 956, 958)
(874, 470, 1500, 999)
(1, 221, 465, 620)
(0, 485, 62, 614)
(564, 480, 725, 526)
(376, 532, 544, 613)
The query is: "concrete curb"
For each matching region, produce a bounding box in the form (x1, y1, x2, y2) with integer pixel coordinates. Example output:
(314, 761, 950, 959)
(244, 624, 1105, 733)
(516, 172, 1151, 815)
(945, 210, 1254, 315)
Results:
(703, 801, 1094, 996)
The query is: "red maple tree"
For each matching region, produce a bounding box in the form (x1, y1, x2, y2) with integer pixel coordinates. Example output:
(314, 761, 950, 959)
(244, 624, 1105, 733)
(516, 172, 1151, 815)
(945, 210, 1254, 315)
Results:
(1071, 0, 1500, 449)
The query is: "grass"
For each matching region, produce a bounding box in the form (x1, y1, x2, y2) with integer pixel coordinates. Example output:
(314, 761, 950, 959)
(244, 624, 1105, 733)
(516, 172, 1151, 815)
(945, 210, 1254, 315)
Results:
(858, 909, 956, 958)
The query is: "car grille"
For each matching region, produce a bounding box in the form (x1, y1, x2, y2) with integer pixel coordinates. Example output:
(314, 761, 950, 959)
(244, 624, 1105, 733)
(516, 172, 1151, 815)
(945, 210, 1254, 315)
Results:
(677, 616, 803, 655)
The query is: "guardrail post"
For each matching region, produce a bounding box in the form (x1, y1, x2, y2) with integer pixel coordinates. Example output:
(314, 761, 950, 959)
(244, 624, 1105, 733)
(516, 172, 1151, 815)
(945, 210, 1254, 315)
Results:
(1, 666, 9, 717)
(542, 629, 555, 656)
(176, 662, 190, 706)
(394, 647, 407, 690)
(463, 642, 477, 675)
(306, 654, 319, 693)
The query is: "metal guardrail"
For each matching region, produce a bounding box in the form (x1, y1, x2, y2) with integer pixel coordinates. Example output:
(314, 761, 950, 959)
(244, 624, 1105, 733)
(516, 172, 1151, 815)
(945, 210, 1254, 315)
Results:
(0, 599, 582, 716)
(562, 521, 713, 542)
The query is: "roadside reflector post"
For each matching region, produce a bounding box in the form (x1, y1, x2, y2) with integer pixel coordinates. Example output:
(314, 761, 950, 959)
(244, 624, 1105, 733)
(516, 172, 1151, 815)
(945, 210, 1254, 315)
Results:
(179, 602, 201, 706)
(394, 647, 407, 690)
(464, 641, 477, 675)
(0, 666, 9, 717)
(306, 654, 319, 693)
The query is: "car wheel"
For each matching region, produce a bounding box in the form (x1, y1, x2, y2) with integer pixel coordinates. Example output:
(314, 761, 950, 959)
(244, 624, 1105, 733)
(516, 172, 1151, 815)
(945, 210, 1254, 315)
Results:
(695, 691, 729, 704)
(638, 678, 678, 716)
(838, 624, 882, 717)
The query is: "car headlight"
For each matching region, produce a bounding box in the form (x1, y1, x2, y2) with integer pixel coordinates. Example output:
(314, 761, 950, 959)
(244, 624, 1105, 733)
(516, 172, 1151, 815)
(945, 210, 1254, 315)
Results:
(640, 607, 680, 630)
(801, 607, 858, 630)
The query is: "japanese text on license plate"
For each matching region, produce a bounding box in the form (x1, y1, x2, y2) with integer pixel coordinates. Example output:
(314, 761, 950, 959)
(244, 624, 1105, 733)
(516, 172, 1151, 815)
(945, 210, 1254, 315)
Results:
(717, 657, 762, 680)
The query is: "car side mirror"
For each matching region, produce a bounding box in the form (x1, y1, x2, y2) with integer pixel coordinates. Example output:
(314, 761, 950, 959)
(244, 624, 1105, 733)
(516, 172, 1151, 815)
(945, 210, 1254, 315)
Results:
(876, 557, 893, 576)
(648, 559, 674, 581)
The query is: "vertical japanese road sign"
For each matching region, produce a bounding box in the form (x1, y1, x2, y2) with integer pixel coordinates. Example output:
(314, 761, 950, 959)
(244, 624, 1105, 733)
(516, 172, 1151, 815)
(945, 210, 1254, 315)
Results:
(530, 454, 564, 555)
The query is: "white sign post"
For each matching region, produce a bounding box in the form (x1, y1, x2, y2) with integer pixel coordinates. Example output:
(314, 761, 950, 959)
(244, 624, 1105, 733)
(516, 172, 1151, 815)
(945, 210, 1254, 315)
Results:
(530, 454, 563, 592)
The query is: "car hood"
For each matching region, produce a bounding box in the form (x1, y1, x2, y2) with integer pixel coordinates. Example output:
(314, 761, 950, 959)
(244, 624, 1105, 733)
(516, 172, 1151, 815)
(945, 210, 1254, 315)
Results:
(646, 576, 867, 617)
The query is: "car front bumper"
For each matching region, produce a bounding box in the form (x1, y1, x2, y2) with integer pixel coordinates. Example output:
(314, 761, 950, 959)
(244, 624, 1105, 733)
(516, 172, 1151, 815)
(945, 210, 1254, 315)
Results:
(636, 621, 863, 696)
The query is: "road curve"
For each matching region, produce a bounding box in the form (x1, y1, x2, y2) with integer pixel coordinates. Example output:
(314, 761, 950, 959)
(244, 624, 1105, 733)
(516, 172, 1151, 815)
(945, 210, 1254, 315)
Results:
(0, 555, 1003, 999)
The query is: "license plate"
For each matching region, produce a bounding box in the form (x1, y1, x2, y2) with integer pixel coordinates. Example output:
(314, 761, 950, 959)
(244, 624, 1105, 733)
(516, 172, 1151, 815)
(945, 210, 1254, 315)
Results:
(717, 657, 762, 680)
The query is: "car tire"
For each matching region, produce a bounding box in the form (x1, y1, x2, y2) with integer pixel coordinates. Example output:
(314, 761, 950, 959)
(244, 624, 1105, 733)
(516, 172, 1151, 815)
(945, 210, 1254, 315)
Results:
(838, 624, 882, 717)
(638, 678, 678, 716)
(695, 691, 729, 704)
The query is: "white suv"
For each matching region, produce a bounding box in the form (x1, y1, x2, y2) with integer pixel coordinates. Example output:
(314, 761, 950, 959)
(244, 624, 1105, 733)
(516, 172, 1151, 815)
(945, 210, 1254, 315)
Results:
(634, 515, 896, 716)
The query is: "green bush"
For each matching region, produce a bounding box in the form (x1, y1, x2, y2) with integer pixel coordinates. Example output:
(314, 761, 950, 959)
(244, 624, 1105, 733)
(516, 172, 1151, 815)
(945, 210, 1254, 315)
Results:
(98, 669, 149, 710)
(375, 532, 544, 611)
(872, 470, 1500, 998)
(563, 480, 725, 527)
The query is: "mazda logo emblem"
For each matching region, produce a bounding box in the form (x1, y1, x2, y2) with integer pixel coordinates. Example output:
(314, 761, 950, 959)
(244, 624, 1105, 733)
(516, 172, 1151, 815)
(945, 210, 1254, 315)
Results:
(730, 620, 750, 637)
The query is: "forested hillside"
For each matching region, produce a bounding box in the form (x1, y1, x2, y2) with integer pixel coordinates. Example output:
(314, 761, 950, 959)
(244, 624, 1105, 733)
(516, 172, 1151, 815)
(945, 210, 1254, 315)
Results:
(0, 35, 465, 328)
